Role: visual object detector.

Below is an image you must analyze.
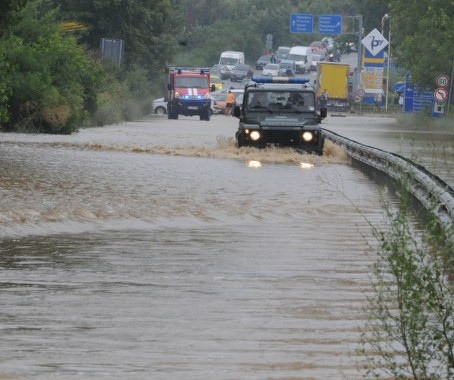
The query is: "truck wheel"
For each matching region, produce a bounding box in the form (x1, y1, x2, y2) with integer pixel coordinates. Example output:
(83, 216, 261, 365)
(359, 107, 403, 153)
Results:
(237, 133, 245, 147)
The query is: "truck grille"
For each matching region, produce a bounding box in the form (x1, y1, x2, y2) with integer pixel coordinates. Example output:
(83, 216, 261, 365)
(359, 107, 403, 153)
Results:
(262, 129, 301, 146)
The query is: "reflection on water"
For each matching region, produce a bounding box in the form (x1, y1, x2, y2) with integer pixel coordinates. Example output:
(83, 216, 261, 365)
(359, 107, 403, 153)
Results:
(300, 162, 315, 169)
(323, 115, 454, 186)
(0, 119, 387, 379)
(247, 160, 262, 168)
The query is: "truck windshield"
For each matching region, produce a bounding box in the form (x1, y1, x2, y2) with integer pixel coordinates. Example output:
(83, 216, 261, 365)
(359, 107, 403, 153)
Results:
(175, 77, 209, 88)
(246, 91, 315, 112)
(219, 57, 239, 65)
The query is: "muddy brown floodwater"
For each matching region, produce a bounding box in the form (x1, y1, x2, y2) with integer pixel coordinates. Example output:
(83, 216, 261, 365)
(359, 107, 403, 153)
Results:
(2, 113, 448, 379)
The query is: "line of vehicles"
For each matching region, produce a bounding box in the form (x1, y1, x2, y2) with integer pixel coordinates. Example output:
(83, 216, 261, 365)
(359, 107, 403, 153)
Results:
(151, 42, 351, 154)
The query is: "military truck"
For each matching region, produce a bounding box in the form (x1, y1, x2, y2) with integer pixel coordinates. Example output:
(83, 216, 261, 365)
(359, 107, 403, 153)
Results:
(233, 77, 327, 155)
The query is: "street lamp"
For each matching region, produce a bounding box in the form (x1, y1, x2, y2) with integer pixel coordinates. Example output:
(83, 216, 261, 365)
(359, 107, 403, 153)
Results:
(381, 14, 391, 111)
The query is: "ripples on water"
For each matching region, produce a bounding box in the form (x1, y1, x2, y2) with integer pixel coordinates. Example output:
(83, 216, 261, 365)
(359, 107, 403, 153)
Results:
(0, 122, 387, 379)
(0, 137, 350, 234)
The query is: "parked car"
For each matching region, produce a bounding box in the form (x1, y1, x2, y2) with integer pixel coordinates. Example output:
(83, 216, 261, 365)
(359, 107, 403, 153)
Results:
(262, 63, 280, 76)
(213, 88, 245, 114)
(310, 53, 325, 71)
(234, 93, 244, 112)
(230, 64, 253, 82)
(152, 97, 167, 114)
(279, 59, 296, 76)
(211, 92, 227, 114)
(210, 64, 222, 76)
(152, 97, 220, 115)
(310, 41, 327, 54)
(210, 74, 223, 91)
(209, 94, 223, 115)
(276, 46, 291, 61)
(256, 54, 272, 70)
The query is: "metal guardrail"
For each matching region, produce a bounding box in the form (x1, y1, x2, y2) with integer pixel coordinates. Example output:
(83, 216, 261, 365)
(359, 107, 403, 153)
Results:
(323, 128, 454, 232)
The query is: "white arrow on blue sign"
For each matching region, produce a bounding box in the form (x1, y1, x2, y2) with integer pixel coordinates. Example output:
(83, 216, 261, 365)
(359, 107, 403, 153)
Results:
(318, 14, 342, 34)
(290, 14, 314, 33)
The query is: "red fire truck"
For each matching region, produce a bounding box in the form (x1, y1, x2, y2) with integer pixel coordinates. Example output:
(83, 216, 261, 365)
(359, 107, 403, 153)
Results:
(167, 67, 214, 121)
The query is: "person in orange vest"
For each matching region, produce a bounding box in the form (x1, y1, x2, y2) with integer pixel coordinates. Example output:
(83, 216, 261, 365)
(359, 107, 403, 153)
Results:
(226, 90, 235, 116)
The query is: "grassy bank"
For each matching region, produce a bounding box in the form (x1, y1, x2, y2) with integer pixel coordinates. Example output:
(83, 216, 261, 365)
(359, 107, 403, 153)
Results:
(359, 184, 454, 379)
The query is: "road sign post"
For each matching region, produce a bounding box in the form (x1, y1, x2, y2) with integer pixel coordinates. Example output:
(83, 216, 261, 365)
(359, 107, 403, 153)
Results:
(318, 14, 342, 34)
(434, 87, 448, 103)
(290, 14, 313, 33)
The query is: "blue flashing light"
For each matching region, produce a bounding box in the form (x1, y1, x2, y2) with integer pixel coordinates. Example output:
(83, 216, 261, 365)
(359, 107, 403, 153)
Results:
(183, 95, 204, 100)
(252, 76, 310, 84)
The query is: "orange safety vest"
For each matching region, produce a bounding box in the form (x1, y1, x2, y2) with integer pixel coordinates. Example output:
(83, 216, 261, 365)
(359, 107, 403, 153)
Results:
(226, 93, 235, 104)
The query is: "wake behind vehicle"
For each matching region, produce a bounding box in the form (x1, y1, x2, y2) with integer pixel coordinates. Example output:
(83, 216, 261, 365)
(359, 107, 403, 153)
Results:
(233, 77, 327, 155)
(166, 67, 215, 121)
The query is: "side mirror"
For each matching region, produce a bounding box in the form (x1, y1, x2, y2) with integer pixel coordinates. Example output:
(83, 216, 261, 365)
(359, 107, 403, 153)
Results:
(320, 107, 327, 119)
(233, 105, 241, 118)
(167, 83, 172, 91)
(211, 84, 216, 92)
(164, 97, 168, 102)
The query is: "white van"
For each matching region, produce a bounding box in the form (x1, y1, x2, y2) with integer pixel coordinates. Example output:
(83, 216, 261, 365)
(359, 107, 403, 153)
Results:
(288, 46, 312, 74)
(219, 51, 245, 72)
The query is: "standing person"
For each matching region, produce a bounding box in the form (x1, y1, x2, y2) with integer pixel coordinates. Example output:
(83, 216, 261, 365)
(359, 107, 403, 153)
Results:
(320, 89, 328, 109)
(226, 90, 235, 116)
(374, 93, 382, 112)
(270, 53, 277, 64)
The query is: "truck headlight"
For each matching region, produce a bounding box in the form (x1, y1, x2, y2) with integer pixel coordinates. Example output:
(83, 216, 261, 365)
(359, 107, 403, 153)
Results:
(250, 131, 261, 141)
(302, 131, 313, 142)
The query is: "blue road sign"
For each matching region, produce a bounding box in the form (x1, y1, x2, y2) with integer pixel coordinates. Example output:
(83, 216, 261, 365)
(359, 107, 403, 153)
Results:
(290, 14, 313, 33)
(403, 73, 434, 113)
(318, 14, 342, 34)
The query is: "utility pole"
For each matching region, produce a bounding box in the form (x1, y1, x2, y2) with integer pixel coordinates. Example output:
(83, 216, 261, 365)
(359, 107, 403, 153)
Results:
(356, 15, 363, 94)
(382, 14, 391, 111)
(448, 56, 454, 114)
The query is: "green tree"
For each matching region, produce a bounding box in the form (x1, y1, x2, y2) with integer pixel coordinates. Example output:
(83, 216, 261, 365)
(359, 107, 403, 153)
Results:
(0, 0, 28, 33)
(355, 0, 389, 33)
(0, 2, 103, 133)
(389, 0, 454, 88)
(49, 0, 181, 74)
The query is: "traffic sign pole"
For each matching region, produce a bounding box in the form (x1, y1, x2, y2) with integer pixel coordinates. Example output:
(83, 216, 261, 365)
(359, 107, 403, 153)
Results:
(385, 19, 391, 111)
(448, 58, 454, 114)
(356, 15, 363, 86)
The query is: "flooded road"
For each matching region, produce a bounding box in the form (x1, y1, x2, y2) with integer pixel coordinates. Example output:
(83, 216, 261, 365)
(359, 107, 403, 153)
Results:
(324, 114, 454, 186)
(0, 114, 432, 379)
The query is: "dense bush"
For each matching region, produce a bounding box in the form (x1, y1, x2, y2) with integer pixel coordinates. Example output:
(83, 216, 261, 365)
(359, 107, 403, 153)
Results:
(0, 3, 102, 134)
(89, 64, 166, 127)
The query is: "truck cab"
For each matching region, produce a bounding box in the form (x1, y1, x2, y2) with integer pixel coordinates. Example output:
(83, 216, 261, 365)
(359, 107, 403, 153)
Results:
(233, 77, 327, 155)
(167, 67, 214, 121)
